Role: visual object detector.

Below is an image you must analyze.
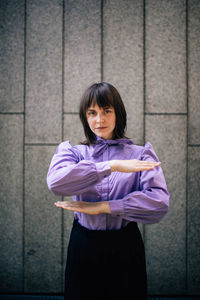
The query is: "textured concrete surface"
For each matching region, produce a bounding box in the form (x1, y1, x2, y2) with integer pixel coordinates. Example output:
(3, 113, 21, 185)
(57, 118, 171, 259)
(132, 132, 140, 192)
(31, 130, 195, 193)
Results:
(188, 0, 200, 144)
(146, 0, 186, 113)
(62, 207, 74, 290)
(25, 0, 62, 143)
(1, 0, 200, 295)
(103, 0, 144, 145)
(188, 147, 200, 294)
(0, 115, 23, 291)
(24, 146, 62, 293)
(145, 115, 187, 294)
(0, 0, 24, 112)
(63, 114, 85, 146)
(64, 0, 101, 113)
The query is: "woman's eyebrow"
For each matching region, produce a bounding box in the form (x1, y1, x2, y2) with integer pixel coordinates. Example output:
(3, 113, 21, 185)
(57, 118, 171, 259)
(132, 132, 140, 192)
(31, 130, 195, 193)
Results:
(87, 106, 112, 111)
(87, 108, 95, 111)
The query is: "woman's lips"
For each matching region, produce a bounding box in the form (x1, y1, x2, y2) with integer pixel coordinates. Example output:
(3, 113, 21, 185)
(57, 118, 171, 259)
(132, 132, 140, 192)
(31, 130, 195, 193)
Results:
(96, 127, 107, 129)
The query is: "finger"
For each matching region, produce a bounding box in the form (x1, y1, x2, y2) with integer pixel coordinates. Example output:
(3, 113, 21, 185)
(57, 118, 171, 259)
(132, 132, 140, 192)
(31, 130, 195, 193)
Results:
(54, 201, 83, 212)
(54, 203, 76, 211)
(54, 201, 66, 206)
(137, 162, 161, 167)
(54, 202, 65, 208)
(137, 161, 161, 165)
(54, 201, 71, 208)
(135, 164, 161, 171)
(141, 166, 157, 170)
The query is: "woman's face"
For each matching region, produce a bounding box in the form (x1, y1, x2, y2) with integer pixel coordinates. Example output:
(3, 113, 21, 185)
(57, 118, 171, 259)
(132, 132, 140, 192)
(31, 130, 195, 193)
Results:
(86, 103, 116, 140)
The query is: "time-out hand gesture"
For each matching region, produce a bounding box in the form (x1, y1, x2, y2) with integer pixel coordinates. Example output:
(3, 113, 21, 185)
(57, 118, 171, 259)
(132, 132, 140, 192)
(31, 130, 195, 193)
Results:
(109, 159, 161, 173)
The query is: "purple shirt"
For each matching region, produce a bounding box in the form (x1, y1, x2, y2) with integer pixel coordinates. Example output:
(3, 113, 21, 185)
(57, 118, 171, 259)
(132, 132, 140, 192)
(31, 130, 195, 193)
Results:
(46, 135, 170, 230)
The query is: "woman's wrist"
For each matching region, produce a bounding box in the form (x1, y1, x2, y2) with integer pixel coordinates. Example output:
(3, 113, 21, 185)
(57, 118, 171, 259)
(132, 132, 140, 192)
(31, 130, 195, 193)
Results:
(100, 201, 111, 214)
(109, 160, 118, 172)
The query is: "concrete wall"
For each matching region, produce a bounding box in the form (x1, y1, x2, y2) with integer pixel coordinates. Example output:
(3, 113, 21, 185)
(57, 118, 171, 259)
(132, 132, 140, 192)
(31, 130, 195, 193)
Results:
(0, 0, 199, 296)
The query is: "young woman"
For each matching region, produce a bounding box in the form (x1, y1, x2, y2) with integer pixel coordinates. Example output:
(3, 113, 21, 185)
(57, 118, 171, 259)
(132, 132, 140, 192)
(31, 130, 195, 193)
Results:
(46, 82, 170, 300)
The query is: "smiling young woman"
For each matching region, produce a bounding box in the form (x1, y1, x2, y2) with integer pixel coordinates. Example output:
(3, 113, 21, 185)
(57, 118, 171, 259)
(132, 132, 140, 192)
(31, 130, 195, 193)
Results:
(47, 82, 170, 300)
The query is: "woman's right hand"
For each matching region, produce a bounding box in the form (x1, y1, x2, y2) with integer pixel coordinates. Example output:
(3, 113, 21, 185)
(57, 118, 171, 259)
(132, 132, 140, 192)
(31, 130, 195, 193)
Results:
(109, 159, 161, 173)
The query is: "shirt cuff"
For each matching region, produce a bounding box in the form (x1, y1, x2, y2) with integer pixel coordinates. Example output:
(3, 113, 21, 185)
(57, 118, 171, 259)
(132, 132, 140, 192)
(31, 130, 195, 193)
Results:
(95, 161, 112, 180)
(109, 199, 124, 216)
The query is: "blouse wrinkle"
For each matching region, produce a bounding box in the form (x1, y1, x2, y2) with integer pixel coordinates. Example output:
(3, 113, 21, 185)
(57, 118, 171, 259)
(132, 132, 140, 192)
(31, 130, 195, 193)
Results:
(46, 138, 170, 230)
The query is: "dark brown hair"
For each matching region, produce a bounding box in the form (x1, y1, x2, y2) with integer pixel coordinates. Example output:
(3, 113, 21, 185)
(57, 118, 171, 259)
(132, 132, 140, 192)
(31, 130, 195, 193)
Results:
(79, 82, 128, 145)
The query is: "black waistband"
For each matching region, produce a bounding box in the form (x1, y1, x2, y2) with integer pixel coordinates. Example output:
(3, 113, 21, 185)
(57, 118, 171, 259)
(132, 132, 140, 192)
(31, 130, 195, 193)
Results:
(72, 218, 138, 238)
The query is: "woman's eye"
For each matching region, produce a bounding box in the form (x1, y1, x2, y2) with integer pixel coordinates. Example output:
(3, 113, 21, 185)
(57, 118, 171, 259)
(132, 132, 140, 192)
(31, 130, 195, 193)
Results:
(105, 110, 112, 114)
(88, 111, 95, 115)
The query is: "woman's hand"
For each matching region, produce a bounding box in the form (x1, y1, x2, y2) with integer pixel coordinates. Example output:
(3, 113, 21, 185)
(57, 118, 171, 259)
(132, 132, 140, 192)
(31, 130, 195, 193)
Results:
(54, 200, 111, 215)
(109, 159, 161, 173)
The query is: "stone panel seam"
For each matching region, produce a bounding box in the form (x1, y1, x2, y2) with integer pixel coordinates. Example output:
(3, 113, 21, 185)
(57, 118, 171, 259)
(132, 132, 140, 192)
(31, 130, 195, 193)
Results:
(188, 144, 200, 147)
(23, 0, 27, 293)
(0, 112, 24, 114)
(101, 0, 104, 81)
(145, 112, 187, 115)
(186, 0, 189, 294)
(143, 0, 146, 244)
(61, 0, 65, 292)
(143, 0, 146, 142)
(62, 0, 65, 142)
(24, 143, 58, 146)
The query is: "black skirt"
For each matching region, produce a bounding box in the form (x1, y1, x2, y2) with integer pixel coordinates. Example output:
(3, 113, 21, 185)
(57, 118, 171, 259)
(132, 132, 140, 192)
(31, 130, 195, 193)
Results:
(64, 219, 147, 300)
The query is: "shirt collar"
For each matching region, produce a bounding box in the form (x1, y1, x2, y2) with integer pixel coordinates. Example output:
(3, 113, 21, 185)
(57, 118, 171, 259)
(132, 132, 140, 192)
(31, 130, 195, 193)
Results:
(92, 135, 134, 158)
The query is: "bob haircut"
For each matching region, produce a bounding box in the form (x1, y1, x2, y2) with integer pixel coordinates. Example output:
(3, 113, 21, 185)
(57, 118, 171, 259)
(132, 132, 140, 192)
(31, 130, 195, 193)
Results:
(79, 82, 128, 145)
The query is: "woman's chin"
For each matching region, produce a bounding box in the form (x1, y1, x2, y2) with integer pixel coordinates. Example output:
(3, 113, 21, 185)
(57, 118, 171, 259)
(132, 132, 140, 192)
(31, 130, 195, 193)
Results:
(97, 134, 111, 140)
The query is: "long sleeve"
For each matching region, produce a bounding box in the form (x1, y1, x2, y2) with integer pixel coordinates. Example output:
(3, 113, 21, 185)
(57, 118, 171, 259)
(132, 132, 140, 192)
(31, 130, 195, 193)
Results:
(46, 141, 111, 196)
(109, 142, 170, 224)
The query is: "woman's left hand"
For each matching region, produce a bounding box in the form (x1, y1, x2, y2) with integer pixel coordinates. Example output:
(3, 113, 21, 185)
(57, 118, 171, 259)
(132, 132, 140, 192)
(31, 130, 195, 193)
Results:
(54, 200, 111, 215)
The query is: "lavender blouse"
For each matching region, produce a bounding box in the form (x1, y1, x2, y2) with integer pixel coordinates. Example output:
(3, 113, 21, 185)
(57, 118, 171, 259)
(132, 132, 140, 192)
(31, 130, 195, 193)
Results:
(46, 135, 170, 230)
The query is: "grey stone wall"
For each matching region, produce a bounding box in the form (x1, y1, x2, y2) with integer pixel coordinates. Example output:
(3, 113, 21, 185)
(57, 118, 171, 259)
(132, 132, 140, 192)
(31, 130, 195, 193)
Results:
(0, 0, 199, 296)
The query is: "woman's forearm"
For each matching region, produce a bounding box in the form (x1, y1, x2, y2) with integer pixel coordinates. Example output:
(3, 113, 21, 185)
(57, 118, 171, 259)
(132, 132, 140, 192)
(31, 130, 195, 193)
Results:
(54, 200, 111, 215)
(109, 159, 161, 173)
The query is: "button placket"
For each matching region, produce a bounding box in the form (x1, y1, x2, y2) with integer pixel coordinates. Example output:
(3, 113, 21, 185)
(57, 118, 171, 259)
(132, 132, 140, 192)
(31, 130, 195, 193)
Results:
(101, 146, 109, 200)
(101, 145, 109, 229)
(104, 145, 110, 228)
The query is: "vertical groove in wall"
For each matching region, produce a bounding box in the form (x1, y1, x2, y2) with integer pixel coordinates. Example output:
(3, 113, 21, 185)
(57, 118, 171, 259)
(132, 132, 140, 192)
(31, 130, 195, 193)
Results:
(185, 0, 189, 294)
(61, 0, 65, 292)
(143, 0, 146, 242)
(101, 0, 104, 82)
(23, 0, 27, 292)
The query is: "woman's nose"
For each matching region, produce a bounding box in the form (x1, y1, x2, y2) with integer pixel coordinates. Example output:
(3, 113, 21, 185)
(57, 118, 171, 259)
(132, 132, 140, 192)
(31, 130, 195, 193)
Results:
(96, 113, 104, 122)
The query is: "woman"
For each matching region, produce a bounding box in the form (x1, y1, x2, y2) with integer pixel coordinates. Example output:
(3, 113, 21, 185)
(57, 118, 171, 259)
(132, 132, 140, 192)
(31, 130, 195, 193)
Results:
(46, 82, 170, 300)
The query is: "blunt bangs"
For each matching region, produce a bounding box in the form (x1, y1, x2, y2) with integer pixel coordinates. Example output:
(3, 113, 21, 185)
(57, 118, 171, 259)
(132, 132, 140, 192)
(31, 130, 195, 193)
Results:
(86, 84, 115, 109)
